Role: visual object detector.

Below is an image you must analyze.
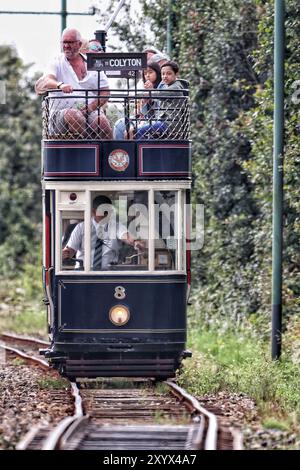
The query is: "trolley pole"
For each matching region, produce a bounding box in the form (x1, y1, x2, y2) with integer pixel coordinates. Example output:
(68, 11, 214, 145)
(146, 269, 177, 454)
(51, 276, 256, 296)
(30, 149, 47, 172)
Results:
(272, 0, 285, 360)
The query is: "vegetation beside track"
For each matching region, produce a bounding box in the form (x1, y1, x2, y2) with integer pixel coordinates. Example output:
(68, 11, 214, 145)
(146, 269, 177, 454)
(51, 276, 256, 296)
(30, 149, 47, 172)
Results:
(0, 252, 46, 338)
(177, 305, 300, 444)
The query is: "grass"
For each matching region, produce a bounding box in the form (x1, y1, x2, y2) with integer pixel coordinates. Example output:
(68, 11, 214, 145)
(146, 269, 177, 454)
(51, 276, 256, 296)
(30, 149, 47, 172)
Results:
(152, 409, 190, 425)
(154, 382, 170, 395)
(178, 318, 300, 428)
(37, 376, 70, 389)
(262, 418, 291, 431)
(79, 378, 151, 389)
(10, 358, 26, 366)
(0, 257, 47, 339)
(3, 306, 46, 337)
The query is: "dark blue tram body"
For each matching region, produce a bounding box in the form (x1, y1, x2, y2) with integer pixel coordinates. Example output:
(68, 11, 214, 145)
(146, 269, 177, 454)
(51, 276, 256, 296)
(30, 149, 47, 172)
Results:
(41, 52, 192, 379)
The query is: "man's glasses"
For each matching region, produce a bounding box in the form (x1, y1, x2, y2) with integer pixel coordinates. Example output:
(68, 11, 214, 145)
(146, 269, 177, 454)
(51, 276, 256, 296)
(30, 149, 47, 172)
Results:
(62, 40, 79, 45)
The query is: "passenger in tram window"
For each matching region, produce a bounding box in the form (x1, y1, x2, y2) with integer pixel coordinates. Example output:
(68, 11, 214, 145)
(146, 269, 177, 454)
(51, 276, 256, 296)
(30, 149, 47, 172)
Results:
(62, 195, 145, 271)
(35, 28, 112, 139)
(135, 61, 185, 140)
(113, 61, 162, 140)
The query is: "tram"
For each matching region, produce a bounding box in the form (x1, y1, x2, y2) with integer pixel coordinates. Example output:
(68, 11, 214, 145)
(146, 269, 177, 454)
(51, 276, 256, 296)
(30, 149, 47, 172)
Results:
(40, 31, 192, 379)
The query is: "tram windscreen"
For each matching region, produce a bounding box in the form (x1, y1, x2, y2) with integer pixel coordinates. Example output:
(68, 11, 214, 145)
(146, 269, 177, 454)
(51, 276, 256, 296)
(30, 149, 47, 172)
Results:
(59, 191, 184, 273)
(90, 191, 148, 271)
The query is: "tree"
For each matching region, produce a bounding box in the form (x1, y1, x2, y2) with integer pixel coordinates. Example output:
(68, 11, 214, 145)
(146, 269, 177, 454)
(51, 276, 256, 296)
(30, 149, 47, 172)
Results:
(0, 46, 42, 276)
(241, 0, 300, 319)
(108, 0, 260, 320)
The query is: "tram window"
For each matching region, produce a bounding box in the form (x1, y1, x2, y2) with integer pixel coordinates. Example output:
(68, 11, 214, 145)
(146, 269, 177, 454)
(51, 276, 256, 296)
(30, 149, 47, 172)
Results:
(154, 191, 178, 271)
(90, 191, 148, 271)
(61, 211, 84, 270)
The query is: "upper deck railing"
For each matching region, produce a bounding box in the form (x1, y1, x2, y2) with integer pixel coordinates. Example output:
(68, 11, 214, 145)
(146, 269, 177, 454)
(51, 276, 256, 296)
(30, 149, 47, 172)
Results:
(42, 87, 190, 141)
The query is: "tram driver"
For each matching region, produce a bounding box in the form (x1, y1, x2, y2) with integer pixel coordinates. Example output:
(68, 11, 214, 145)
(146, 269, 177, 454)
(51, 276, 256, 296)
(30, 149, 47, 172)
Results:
(62, 195, 144, 270)
(35, 28, 112, 139)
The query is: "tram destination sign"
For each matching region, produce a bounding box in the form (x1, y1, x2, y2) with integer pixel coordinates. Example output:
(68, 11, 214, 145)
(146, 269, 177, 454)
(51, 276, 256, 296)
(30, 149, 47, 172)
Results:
(87, 52, 147, 76)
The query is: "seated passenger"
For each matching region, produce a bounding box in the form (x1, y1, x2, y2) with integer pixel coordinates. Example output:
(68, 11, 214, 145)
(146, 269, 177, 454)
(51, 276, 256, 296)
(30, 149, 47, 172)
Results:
(150, 52, 169, 67)
(35, 28, 112, 139)
(143, 46, 161, 61)
(62, 195, 144, 270)
(113, 61, 162, 140)
(79, 38, 103, 54)
(135, 61, 184, 140)
(142, 46, 169, 66)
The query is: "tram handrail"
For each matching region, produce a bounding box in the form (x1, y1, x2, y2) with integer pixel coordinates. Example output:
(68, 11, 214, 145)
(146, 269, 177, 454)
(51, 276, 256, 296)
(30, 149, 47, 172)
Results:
(42, 87, 190, 141)
(44, 88, 189, 99)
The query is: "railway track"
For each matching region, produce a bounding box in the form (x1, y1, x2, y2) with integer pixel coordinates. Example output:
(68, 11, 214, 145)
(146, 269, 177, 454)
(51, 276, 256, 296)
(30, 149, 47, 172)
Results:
(19, 379, 241, 450)
(0, 333, 49, 370)
(1, 333, 242, 451)
(0, 332, 49, 350)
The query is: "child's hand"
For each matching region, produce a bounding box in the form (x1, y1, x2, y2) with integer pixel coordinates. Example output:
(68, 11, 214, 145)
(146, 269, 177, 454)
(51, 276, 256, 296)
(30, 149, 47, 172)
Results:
(144, 80, 154, 89)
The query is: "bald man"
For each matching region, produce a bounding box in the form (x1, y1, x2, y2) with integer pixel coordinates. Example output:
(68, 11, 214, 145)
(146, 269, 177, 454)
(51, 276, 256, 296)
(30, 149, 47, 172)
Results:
(35, 28, 112, 138)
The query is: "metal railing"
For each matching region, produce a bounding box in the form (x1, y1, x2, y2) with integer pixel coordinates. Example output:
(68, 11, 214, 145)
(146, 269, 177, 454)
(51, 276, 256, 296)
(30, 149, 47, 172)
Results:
(42, 88, 190, 141)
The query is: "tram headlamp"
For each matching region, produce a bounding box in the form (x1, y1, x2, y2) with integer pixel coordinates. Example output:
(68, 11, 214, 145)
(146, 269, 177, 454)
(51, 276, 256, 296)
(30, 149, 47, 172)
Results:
(109, 305, 130, 326)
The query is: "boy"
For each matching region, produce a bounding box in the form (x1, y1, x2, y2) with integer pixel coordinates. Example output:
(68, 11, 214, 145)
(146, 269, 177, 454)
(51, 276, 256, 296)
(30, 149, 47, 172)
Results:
(136, 61, 186, 139)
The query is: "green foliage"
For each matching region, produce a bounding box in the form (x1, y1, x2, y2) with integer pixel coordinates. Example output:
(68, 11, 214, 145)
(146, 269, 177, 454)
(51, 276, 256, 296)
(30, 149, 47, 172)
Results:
(107, 0, 158, 51)
(114, 0, 300, 325)
(0, 45, 42, 277)
(179, 323, 300, 418)
(154, 382, 169, 394)
(10, 358, 26, 366)
(37, 376, 69, 390)
(241, 0, 300, 318)
(0, 254, 46, 338)
(180, 1, 260, 319)
(109, 0, 261, 320)
(283, 316, 300, 363)
(5, 306, 46, 336)
(262, 418, 291, 431)
(22, 244, 43, 299)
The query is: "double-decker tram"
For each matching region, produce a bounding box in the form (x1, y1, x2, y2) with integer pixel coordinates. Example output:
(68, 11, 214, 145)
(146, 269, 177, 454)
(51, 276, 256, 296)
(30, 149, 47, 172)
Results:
(40, 33, 192, 379)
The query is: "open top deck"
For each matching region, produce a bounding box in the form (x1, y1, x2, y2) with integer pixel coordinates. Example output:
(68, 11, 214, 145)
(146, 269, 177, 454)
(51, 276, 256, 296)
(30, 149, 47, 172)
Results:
(41, 51, 191, 182)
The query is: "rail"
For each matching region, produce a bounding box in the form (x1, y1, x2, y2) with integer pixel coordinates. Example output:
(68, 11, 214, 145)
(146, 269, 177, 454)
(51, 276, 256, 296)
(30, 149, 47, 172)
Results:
(41, 382, 83, 450)
(0, 332, 49, 349)
(0, 343, 49, 370)
(165, 380, 218, 450)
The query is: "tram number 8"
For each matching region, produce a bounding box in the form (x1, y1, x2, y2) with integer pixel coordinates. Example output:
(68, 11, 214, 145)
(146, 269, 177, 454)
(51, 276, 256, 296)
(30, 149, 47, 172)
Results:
(114, 286, 126, 300)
